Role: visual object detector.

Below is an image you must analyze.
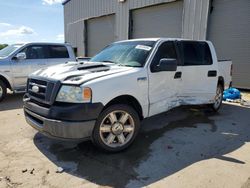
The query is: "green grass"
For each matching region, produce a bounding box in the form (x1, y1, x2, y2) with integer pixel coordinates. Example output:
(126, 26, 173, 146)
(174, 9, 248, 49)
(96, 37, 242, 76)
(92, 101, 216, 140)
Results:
(0, 44, 8, 50)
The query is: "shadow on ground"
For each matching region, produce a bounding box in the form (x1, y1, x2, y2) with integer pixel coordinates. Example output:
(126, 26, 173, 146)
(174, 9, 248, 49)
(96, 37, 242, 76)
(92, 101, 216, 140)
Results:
(0, 93, 24, 111)
(34, 104, 250, 188)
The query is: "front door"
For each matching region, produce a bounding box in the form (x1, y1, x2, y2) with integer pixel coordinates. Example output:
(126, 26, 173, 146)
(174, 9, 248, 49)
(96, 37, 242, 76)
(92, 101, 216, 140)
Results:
(11, 45, 48, 90)
(148, 41, 182, 116)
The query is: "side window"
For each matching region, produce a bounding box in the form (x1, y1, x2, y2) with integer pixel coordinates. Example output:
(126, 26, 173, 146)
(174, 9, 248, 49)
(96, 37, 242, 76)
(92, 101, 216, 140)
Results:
(150, 41, 178, 72)
(21, 45, 48, 59)
(180, 41, 212, 66)
(48, 45, 69, 58)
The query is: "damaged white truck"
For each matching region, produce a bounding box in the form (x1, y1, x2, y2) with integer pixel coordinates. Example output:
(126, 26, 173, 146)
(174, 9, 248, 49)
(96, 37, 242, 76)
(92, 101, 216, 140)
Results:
(23, 38, 232, 152)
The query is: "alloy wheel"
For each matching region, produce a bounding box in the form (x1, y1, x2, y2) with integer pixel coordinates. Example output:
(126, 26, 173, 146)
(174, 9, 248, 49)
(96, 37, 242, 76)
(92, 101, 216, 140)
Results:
(214, 86, 223, 109)
(99, 110, 135, 148)
(0, 86, 3, 98)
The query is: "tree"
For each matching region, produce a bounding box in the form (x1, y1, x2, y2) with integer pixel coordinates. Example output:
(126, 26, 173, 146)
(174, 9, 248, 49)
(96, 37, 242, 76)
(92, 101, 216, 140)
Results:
(0, 44, 8, 50)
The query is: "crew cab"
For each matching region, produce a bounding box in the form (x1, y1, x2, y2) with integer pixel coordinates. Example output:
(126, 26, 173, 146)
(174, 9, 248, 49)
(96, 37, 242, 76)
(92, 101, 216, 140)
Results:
(23, 38, 232, 152)
(0, 42, 75, 102)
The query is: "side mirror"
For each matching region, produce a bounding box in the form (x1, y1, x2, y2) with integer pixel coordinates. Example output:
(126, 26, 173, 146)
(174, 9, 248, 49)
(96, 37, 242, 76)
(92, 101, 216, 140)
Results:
(154, 58, 177, 72)
(13, 52, 26, 61)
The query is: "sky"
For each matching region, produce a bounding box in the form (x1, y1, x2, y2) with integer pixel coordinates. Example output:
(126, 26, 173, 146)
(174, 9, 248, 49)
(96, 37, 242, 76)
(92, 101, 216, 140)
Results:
(0, 0, 64, 44)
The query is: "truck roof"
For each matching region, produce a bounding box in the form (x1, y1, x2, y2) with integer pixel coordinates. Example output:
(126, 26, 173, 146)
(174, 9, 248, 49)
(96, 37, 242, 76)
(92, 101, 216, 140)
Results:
(12, 42, 71, 46)
(117, 38, 208, 43)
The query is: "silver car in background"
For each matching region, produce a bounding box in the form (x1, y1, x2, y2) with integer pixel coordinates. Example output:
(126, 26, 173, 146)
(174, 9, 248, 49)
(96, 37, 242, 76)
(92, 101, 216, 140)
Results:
(0, 42, 76, 102)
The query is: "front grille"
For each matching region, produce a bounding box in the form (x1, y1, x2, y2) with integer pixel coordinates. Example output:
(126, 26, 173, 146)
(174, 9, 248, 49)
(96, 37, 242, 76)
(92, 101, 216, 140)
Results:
(28, 78, 60, 105)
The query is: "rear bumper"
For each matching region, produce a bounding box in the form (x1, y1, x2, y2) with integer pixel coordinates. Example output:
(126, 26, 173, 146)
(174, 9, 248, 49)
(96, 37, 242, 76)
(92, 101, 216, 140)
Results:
(23, 99, 103, 140)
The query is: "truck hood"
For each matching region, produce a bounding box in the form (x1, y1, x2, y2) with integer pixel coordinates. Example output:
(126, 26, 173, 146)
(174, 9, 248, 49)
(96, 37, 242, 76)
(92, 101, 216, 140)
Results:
(31, 61, 134, 85)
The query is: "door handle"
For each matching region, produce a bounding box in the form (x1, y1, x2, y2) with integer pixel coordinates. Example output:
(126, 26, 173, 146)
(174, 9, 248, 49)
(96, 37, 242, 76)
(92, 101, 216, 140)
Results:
(208, 70, 217, 77)
(137, 77, 147, 83)
(174, 72, 182, 79)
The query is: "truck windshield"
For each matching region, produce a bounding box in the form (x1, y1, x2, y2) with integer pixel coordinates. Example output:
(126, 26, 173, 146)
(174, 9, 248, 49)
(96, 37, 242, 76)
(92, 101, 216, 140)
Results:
(90, 41, 156, 67)
(0, 44, 22, 58)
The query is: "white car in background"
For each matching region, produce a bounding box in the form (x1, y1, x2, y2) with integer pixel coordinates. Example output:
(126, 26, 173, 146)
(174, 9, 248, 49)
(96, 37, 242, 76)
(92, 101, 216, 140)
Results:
(0, 42, 75, 102)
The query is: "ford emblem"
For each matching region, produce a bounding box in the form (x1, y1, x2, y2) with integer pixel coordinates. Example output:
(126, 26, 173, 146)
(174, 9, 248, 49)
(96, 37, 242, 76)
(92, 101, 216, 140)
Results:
(32, 85, 39, 93)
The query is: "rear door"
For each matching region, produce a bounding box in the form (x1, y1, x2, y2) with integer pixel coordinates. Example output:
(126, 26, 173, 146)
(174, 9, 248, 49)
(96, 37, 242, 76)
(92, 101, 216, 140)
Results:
(148, 41, 182, 116)
(47, 45, 71, 66)
(12, 45, 48, 89)
(178, 41, 218, 104)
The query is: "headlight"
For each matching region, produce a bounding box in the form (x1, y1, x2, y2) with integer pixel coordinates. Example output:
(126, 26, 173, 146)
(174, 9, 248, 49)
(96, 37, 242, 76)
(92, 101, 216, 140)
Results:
(56, 85, 92, 103)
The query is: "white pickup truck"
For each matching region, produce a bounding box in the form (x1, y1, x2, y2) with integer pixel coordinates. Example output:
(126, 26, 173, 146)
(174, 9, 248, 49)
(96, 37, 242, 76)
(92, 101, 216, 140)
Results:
(23, 38, 232, 152)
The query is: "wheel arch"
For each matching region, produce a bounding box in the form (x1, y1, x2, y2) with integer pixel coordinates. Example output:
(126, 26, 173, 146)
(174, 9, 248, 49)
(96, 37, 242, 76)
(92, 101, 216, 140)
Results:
(218, 76, 225, 90)
(0, 75, 12, 90)
(103, 95, 144, 120)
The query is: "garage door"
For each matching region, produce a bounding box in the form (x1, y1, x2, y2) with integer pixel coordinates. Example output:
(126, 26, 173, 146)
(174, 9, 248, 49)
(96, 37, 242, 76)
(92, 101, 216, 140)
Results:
(207, 0, 250, 89)
(86, 15, 115, 57)
(130, 1, 183, 39)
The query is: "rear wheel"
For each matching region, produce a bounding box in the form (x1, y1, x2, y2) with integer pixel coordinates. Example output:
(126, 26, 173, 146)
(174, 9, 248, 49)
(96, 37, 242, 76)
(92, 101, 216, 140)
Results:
(92, 104, 140, 152)
(210, 84, 223, 112)
(0, 80, 7, 102)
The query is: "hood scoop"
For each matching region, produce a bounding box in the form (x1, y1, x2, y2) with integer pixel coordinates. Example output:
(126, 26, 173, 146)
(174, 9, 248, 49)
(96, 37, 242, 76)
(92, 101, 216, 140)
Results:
(63, 62, 112, 82)
(77, 62, 110, 71)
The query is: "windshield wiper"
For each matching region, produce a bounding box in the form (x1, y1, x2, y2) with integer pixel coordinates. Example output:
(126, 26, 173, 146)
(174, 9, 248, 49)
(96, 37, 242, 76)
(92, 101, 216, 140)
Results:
(118, 64, 142, 68)
(101, 60, 117, 64)
(101, 61, 142, 67)
(102, 61, 128, 67)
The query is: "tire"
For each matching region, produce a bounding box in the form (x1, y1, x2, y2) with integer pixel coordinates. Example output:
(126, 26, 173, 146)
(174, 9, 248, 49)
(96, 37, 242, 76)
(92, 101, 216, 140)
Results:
(210, 84, 223, 112)
(92, 104, 140, 152)
(0, 80, 7, 102)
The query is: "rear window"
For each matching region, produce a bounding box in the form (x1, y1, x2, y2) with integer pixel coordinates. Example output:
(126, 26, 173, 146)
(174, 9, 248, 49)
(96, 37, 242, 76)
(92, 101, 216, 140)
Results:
(179, 41, 212, 66)
(48, 45, 69, 58)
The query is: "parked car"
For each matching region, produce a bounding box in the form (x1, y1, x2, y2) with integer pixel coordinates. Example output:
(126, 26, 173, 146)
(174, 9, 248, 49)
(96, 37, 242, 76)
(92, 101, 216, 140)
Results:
(23, 38, 232, 152)
(0, 42, 76, 102)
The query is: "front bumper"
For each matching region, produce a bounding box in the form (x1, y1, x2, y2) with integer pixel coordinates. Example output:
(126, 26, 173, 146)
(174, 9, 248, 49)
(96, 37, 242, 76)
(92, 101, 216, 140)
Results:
(24, 100, 103, 140)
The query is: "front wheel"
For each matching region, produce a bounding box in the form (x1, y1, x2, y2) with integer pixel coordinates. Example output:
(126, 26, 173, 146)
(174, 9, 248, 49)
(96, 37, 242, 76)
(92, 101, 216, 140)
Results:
(0, 80, 7, 102)
(210, 84, 223, 112)
(92, 104, 140, 152)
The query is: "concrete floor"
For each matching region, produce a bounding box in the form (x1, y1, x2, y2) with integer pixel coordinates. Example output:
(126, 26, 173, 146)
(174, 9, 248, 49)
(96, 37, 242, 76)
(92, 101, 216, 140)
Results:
(0, 93, 250, 188)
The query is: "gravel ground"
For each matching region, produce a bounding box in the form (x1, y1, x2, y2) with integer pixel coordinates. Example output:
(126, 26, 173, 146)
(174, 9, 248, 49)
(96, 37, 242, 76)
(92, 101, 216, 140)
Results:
(0, 93, 250, 188)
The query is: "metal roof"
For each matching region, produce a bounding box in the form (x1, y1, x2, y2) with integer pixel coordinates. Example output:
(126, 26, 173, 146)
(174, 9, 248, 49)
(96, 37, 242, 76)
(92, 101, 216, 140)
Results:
(62, 0, 71, 5)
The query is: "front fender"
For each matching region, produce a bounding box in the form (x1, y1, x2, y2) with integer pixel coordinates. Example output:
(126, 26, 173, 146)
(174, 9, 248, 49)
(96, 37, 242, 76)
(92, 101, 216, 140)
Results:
(0, 72, 13, 90)
(0, 59, 13, 89)
(83, 69, 149, 118)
